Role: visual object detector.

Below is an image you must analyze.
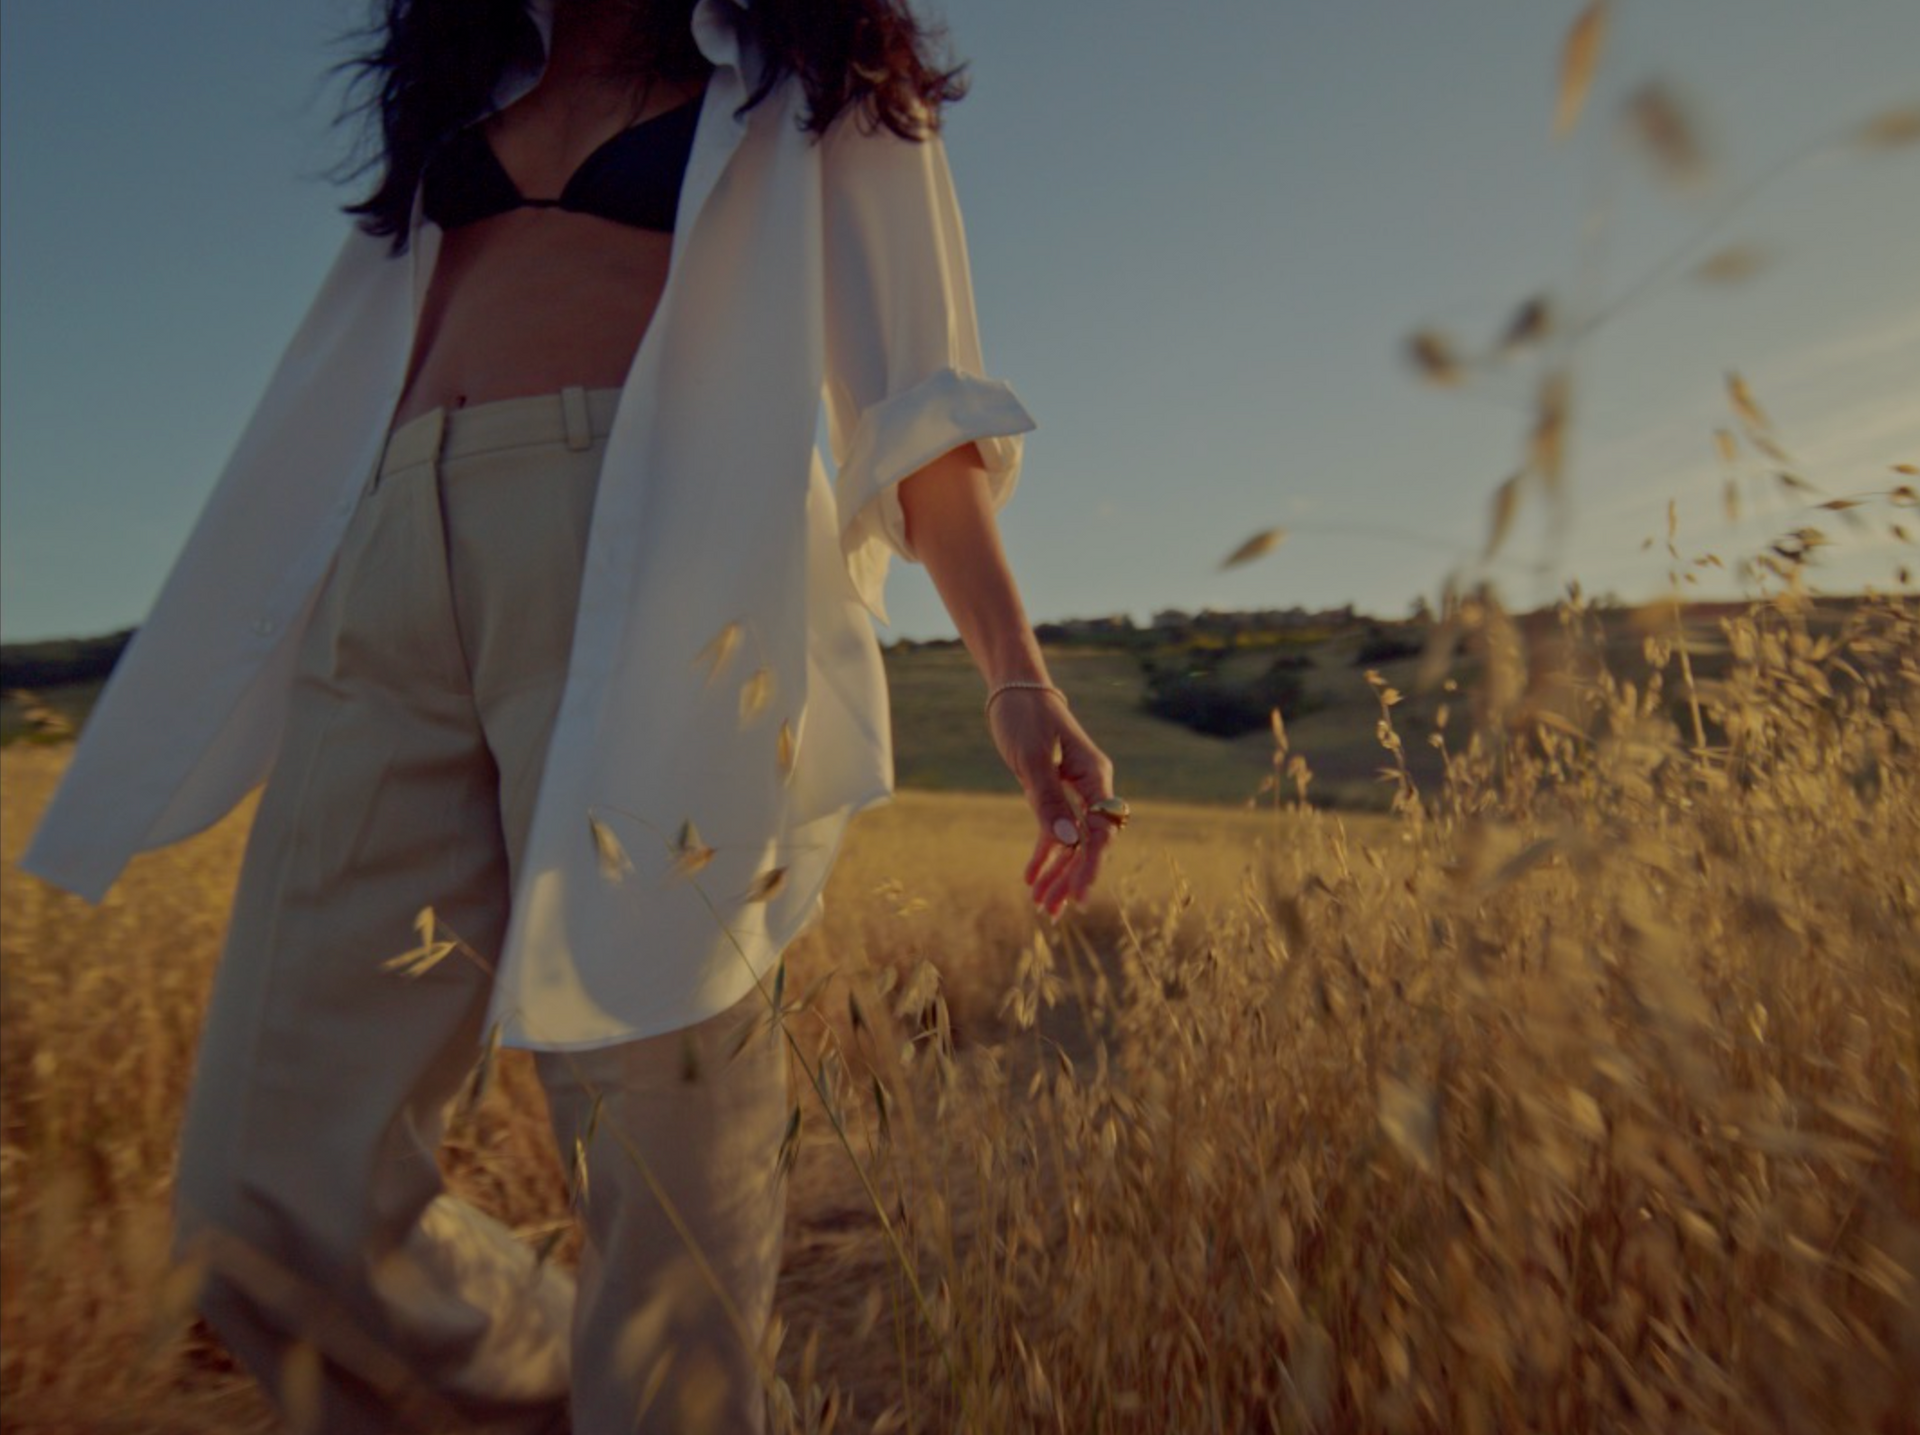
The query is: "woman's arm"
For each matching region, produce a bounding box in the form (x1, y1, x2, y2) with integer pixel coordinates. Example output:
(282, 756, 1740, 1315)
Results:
(814, 120, 1112, 908)
(899, 443, 1119, 914)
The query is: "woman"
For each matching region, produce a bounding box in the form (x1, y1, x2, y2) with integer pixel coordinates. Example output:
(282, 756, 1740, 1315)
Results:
(22, 0, 1120, 1428)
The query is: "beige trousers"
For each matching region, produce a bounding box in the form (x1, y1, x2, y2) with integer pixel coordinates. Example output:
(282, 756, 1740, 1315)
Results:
(172, 389, 790, 1435)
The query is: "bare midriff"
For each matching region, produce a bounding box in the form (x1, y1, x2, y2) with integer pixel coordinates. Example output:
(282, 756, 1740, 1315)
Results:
(389, 69, 705, 429)
(390, 213, 672, 428)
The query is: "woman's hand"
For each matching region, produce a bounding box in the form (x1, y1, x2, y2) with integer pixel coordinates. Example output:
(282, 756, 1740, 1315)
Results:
(987, 689, 1119, 915)
(897, 445, 1123, 913)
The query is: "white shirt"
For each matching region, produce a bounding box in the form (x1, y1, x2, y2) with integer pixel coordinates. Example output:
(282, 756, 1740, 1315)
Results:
(21, 0, 1034, 1051)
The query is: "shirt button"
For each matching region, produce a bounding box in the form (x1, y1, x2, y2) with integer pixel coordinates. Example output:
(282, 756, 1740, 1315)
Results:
(252, 618, 277, 637)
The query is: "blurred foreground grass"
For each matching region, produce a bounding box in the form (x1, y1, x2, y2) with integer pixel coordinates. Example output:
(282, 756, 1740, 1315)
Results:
(0, 745, 1363, 1432)
(3, 586, 1918, 1434)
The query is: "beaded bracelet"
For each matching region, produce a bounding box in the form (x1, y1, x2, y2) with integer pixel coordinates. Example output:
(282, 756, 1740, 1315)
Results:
(985, 680, 1068, 715)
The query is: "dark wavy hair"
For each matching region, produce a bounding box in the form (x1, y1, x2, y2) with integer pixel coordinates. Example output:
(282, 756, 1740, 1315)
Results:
(337, 0, 968, 251)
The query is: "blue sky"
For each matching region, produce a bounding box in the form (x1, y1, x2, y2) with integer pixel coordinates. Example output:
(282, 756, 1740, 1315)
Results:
(3, 0, 1916, 643)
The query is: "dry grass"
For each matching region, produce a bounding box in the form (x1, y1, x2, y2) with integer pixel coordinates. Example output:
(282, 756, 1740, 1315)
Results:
(0, 750, 1359, 1433)
(763, 582, 1920, 1435)
(8, 9, 1920, 1432)
(5, 582, 1917, 1434)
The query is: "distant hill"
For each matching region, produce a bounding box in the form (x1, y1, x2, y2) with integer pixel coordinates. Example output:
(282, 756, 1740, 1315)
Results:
(0, 630, 134, 689)
(0, 598, 1882, 808)
(0, 609, 1442, 807)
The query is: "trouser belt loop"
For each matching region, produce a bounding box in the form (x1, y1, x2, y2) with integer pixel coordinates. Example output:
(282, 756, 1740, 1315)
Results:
(561, 386, 592, 452)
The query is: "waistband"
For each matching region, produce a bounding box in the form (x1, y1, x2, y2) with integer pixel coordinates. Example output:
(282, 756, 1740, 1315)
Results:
(381, 387, 624, 474)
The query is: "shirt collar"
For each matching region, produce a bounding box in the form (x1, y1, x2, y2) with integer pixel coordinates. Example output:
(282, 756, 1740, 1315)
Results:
(521, 0, 749, 72)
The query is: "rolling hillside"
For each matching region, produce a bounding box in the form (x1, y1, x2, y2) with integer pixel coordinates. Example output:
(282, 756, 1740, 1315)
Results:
(0, 598, 1859, 810)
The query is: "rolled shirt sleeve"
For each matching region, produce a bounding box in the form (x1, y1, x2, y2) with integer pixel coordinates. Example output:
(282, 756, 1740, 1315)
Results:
(820, 114, 1036, 622)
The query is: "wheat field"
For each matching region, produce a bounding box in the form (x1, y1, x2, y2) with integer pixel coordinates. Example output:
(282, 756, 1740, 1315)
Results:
(4, 582, 1917, 1435)
(9, 0, 1920, 1426)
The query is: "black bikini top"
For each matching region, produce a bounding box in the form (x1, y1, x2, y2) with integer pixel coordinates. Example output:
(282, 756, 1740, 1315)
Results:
(422, 92, 703, 232)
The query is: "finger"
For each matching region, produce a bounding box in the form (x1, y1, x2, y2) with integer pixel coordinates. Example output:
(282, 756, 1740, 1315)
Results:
(1023, 827, 1053, 886)
(1030, 841, 1073, 900)
(1039, 837, 1091, 914)
(1042, 865, 1080, 916)
(1025, 810, 1084, 901)
(1024, 766, 1083, 859)
(1048, 789, 1122, 910)
(1046, 853, 1090, 916)
(1029, 843, 1078, 912)
(1036, 794, 1113, 911)
(1068, 818, 1115, 904)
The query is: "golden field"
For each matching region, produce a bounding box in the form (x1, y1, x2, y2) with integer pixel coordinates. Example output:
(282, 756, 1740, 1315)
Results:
(3, 587, 1917, 1435)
